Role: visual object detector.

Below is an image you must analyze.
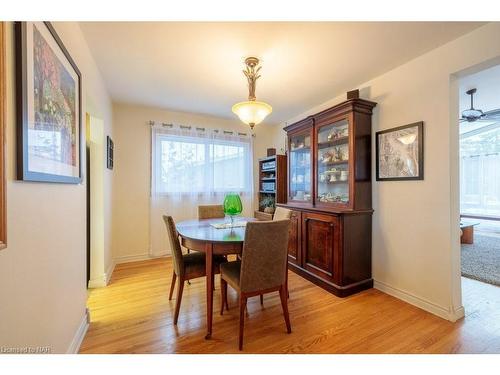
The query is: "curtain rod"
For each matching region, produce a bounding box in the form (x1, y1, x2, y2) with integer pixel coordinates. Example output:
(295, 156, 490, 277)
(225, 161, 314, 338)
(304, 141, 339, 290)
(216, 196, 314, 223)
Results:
(148, 120, 251, 137)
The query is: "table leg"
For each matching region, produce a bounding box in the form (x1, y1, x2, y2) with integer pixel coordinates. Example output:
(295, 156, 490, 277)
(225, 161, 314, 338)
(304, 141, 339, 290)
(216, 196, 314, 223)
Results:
(205, 242, 214, 339)
(461, 226, 474, 244)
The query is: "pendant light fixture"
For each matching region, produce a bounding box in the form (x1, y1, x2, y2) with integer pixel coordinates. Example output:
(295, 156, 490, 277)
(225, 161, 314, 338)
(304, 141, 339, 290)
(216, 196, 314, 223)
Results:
(232, 57, 272, 129)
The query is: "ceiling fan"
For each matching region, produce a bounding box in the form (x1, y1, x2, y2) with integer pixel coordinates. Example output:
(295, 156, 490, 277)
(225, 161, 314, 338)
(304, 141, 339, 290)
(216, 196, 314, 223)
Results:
(460, 88, 500, 123)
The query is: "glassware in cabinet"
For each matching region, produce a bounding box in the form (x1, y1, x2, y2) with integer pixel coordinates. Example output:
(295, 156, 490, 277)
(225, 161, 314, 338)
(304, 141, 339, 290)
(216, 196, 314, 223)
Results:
(289, 132, 312, 202)
(316, 119, 350, 205)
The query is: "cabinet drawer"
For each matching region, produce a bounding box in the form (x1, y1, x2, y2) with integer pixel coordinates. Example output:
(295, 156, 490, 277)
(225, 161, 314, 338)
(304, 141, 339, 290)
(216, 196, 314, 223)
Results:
(302, 212, 341, 283)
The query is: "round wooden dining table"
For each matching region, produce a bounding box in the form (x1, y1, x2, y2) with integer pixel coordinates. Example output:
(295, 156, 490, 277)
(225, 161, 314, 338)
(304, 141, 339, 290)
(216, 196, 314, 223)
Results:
(175, 217, 256, 339)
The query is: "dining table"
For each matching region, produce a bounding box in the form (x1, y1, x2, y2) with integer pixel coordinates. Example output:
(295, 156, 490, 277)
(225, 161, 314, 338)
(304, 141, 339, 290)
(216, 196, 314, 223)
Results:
(175, 216, 256, 339)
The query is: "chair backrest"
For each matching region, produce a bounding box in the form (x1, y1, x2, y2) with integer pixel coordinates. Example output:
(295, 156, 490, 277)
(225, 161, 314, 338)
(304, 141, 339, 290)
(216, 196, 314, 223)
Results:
(163, 215, 184, 276)
(273, 207, 292, 221)
(198, 205, 225, 219)
(239, 219, 291, 293)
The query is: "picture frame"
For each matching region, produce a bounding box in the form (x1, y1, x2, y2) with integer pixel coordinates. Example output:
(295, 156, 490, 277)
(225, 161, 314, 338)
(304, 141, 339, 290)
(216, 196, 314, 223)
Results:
(376, 121, 424, 181)
(0, 22, 7, 249)
(107, 136, 114, 170)
(15, 21, 82, 183)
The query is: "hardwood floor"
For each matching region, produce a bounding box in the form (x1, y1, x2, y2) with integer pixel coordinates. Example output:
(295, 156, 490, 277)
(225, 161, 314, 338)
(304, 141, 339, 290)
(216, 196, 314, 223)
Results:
(79, 258, 500, 353)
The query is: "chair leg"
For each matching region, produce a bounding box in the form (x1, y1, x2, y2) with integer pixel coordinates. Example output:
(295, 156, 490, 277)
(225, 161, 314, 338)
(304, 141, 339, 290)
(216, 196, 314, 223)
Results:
(173, 277, 185, 325)
(286, 266, 290, 299)
(169, 273, 177, 300)
(238, 294, 247, 351)
(220, 279, 227, 315)
(260, 294, 264, 305)
(184, 248, 191, 285)
(279, 284, 292, 334)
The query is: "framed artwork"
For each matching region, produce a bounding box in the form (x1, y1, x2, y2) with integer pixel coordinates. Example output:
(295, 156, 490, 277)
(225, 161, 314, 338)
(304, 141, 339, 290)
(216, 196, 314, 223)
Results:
(106, 136, 114, 170)
(0, 22, 6, 249)
(376, 121, 424, 181)
(15, 22, 82, 183)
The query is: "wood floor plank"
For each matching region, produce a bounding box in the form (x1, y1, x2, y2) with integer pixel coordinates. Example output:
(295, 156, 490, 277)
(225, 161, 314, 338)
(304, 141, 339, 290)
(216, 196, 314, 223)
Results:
(79, 257, 500, 353)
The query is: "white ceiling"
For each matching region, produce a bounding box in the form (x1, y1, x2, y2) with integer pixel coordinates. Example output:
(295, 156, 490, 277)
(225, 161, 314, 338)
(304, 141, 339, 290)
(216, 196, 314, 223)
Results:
(80, 22, 484, 124)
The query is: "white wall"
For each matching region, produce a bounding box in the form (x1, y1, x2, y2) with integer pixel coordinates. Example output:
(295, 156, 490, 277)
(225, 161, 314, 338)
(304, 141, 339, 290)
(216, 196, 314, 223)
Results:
(272, 22, 500, 321)
(0, 22, 113, 353)
(111, 102, 276, 262)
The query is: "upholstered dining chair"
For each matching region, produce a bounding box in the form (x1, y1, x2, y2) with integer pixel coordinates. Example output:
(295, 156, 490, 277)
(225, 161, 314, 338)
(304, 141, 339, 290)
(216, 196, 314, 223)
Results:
(180, 204, 226, 262)
(256, 206, 292, 305)
(219, 219, 292, 350)
(198, 204, 225, 219)
(192, 205, 226, 259)
(163, 215, 226, 325)
(273, 206, 292, 221)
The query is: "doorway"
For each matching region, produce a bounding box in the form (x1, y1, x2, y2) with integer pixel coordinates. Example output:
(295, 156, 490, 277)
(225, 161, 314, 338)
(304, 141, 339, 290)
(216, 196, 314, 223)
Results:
(457, 64, 500, 319)
(86, 114, 107, 288)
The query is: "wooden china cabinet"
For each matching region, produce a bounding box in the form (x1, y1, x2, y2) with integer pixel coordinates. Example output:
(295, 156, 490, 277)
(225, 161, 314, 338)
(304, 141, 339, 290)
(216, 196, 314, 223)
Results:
(278, 90, 377, 297)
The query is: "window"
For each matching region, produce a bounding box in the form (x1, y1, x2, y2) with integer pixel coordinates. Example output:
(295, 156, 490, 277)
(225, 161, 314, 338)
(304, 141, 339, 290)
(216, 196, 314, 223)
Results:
(460, 123, 500, 218)
(152, 126, 253, 195)
(149, 124, 253, 257)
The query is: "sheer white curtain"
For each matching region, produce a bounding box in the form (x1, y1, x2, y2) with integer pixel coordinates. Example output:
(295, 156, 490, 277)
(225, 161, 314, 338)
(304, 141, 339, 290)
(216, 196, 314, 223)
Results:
(150, 123, 254, 256)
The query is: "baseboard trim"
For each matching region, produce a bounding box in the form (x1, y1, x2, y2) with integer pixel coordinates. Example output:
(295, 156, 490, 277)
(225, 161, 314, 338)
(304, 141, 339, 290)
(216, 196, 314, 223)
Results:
(87, 260, 116, 289)
(449, 305, 465, 322)
(67, 308, 89, 354)
(87, 275, 106, 288)
(114, 252, 169, 265)
(114, 253, 153, 264)
(105, 260, 116, 285)
(374, 280, 464, 322)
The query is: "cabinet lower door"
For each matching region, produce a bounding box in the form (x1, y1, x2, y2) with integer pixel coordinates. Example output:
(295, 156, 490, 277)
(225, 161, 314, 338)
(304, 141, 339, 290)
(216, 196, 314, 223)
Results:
(302, 212, 340, 283)
(287, 210, 301, 266)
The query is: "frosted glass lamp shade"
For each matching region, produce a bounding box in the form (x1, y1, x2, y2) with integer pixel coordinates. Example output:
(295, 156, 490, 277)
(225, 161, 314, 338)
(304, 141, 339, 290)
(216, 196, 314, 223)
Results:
(232, 101, 272, 128)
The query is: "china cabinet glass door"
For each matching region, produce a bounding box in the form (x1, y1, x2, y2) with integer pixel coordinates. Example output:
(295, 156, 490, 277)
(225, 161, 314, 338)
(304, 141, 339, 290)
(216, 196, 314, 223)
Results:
(289, 131, 312, 203)
(316, 118, 350, 205)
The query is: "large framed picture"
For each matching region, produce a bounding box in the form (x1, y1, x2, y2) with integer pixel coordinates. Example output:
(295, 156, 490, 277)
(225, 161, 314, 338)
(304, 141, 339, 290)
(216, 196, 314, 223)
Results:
(376, 121, 424, 181)
(15, 22, 82, 183)
(0, 22, 6, 249)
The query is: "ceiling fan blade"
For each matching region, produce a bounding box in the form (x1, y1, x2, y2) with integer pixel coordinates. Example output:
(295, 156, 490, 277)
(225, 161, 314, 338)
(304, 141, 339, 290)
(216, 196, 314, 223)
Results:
(483, 108, 500, 120)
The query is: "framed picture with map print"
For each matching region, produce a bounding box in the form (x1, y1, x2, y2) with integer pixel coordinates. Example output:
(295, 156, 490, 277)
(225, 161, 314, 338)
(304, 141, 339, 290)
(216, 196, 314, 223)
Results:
(15, 22, 82, 183)
(376, 122, 424, 181)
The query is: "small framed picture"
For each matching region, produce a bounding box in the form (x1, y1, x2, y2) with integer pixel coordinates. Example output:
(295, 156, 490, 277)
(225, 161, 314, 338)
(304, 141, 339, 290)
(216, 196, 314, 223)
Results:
(107, 136, 114, 170)
(376, 122, 424, 181)
(15, 22, 82, 183)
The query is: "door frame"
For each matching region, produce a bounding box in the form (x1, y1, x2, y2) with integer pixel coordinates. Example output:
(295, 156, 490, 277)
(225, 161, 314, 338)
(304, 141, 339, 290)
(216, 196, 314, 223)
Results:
(449, 56, 500, 320)
(86, 113, 106, 288)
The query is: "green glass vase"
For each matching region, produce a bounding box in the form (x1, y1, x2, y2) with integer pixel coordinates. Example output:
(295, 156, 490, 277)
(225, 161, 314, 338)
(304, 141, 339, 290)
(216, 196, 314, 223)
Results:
(223, 193, 243, 227)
